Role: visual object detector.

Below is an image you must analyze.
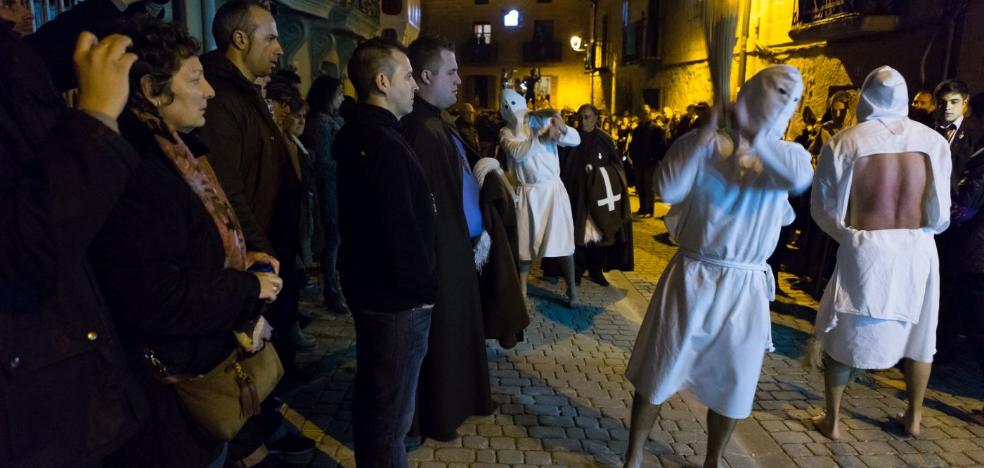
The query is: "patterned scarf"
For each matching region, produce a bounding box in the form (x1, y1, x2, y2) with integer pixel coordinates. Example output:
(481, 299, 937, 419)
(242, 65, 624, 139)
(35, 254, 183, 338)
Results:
(154, 130, 247, 271)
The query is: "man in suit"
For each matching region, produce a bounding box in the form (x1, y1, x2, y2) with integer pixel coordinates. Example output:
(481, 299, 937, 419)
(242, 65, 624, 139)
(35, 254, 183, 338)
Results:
(934, 80, 976, 188)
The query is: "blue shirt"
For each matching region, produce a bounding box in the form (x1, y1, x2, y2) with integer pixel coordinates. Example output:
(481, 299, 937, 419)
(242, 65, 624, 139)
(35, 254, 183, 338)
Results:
(450, 132, 484, 237)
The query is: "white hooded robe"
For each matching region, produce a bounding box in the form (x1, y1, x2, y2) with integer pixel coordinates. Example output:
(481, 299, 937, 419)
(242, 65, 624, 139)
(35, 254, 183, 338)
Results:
(811, 66, 952, 369)
(625, 65, 813, 419)
(498, 89, 580, 261)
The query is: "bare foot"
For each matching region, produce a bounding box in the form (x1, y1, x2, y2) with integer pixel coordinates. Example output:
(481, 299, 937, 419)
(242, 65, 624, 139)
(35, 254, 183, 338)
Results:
(623, 453, 642, 468)
(812, 413, 840, 440)
(898, 409, 921, 438)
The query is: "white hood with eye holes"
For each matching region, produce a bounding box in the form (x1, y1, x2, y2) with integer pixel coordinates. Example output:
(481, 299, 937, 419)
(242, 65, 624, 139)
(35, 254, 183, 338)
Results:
(811, 65, 953, 246)
(500, 88, 528, 127)
(736, 64, 804, 142)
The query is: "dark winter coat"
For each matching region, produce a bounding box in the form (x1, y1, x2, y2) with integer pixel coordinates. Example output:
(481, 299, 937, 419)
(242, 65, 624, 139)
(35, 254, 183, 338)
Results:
(90, 112, 262, 467)
(953, 153, 984, 273)
(0, 12, 147, 467)
(198, 51, 301, 259)
(478, 172, 529, 348)
(628, 121, 666, 168)
(334, 103, 437, 312)
(401, 98, 493, 440)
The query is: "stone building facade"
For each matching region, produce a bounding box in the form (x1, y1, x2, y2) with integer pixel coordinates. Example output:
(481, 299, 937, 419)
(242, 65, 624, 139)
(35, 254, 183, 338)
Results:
(420, 0, 607, 112)
(605, 0, 983, 120)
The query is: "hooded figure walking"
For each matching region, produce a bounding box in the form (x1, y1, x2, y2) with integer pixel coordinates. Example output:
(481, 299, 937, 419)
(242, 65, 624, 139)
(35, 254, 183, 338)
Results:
(623, 65, 814, 467)
(498, 88, 581, 307)
(810, 66, 951, 440)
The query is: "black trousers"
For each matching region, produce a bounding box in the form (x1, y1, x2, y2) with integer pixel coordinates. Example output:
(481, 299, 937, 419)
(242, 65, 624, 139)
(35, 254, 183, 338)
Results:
(575, 244, 606, 277)
(635, 164, 657, 214)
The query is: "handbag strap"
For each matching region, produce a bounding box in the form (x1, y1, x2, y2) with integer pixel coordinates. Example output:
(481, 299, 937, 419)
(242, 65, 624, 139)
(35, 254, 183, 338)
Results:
(143, 347, 240, 384)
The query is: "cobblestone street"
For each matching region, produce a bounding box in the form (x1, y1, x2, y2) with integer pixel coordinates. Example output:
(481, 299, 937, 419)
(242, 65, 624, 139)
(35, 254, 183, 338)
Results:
(278, 194, 984, 467)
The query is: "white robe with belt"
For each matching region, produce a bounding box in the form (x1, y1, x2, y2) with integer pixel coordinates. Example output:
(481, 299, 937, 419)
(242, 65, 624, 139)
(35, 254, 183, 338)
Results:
(625, 129, 813, 419)
(811, 67, 952, 369)
(500, 126, 580, 261)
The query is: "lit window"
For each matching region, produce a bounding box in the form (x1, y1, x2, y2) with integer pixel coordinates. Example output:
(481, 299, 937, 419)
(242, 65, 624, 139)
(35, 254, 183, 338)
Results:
(503, 9, 520, 27)
(473, 22, 492, 44)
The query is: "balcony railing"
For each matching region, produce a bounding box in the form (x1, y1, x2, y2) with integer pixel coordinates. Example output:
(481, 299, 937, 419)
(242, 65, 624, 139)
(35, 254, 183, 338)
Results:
(522, 41, 562, 62)
(461, 40, 499, 64)
(791, 0, 903, 41)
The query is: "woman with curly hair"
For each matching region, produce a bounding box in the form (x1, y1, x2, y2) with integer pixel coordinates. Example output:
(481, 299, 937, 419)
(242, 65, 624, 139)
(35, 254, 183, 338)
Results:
(90, 17, 283, 467)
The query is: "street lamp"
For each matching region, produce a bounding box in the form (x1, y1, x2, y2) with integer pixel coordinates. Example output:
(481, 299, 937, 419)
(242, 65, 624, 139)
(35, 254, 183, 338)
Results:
(570, 35, 584, 52)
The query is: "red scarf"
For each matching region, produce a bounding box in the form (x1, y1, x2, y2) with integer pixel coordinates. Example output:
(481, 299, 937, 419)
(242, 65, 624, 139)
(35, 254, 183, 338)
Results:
(154, 130, 247, 271)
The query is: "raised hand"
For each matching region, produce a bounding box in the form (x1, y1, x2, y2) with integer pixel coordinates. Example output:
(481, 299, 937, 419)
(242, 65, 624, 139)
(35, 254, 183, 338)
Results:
(74, 32, 138, 121)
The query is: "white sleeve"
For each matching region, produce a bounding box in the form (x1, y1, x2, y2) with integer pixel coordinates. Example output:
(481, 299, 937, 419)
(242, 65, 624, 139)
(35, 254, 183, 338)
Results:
(499, 126, 535, 163)
(656, 133, 706, 204)
(810, 142, 849, 242)
(926, 139, 953, 234)
(557, 126, 581, 147)
(755, 139, 814, 194)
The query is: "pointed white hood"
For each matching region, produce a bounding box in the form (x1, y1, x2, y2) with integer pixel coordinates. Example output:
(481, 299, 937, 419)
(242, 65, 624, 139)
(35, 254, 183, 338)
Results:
(500, 88, 528, 127)
(736, 64, 804, 141)
(856, 65, 908, 127)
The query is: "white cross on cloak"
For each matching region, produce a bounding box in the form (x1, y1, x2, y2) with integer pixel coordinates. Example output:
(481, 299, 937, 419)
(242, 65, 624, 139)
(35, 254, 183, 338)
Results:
(597, 167, 621, 212)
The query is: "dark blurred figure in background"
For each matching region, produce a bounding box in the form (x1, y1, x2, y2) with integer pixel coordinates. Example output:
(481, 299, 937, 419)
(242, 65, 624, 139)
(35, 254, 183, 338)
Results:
(627, 109, 666, 218)
(910, 88, 937, 126)
(302, 75, 350, 316)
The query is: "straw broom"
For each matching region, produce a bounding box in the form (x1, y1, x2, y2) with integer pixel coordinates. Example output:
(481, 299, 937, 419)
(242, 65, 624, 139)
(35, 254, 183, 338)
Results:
(702, 0, 740, 123)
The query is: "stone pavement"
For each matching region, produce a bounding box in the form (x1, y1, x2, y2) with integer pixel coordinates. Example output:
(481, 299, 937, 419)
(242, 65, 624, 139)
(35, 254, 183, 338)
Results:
(277, 194, 984, 467)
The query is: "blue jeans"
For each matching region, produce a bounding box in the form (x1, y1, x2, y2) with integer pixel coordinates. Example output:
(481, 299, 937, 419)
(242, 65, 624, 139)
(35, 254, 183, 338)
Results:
(352, 306, 431, 468)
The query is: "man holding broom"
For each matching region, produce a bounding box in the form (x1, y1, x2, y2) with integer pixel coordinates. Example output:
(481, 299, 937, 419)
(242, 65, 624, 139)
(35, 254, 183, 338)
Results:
(623, 65, 813, 467)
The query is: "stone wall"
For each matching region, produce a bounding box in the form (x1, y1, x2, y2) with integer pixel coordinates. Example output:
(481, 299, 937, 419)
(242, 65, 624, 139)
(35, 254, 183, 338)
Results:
(608, 0, 981, 118)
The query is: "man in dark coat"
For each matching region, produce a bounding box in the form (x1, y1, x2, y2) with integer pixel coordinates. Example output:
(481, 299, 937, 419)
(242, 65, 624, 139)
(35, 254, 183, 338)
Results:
(1, 8, 148, 466)
(561, 104, 634, 286)
(334, 38, 436, 467)
(402, 36, 494, 442)
(196, 0, 311, 462)
(627, 110, 666, 217)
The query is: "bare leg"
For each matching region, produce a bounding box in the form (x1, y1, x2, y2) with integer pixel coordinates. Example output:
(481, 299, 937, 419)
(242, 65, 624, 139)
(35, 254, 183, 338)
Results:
(519, 261, 531, 299)
(704, 410, 737, 468)
(814, 353, 852, 440)
(558, 255, 578, 307)
(902, 358, 931, 437)
(624, 392, 661, 468)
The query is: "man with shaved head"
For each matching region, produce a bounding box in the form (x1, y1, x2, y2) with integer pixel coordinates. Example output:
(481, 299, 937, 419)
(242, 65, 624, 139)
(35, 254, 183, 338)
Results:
(335, 37, 435, 466)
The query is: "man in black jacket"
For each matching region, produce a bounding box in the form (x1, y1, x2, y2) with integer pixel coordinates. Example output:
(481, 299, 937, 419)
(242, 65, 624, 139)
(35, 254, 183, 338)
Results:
(335, 37, 436, 467)
(196, 0, 311, 463)
(401, 35, 494, 443)
(0, 11, 146, 466)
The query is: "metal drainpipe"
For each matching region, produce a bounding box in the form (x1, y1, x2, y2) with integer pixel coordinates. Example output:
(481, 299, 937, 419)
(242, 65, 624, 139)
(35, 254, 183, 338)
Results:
(942, 13, 955, 79)
(737, 0, 753, 87)
(590, 0, 597, 105)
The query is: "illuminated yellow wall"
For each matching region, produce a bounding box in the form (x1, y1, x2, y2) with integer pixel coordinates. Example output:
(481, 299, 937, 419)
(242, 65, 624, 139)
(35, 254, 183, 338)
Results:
(609, 0, 978, 119)
(420, 0, 599, 111)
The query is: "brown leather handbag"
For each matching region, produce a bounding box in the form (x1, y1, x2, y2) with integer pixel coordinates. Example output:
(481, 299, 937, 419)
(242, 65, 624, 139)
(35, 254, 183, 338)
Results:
(146, 343, 284, 440)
